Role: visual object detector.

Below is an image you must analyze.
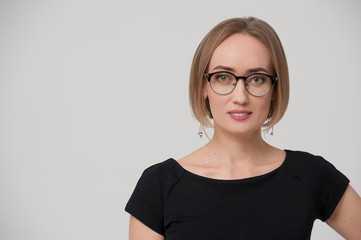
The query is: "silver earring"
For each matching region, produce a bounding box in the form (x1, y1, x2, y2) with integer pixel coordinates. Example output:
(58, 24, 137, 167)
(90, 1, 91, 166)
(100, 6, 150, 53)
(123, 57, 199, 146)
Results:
(198, 124, 203, 138)
(264, 118, 274, 136)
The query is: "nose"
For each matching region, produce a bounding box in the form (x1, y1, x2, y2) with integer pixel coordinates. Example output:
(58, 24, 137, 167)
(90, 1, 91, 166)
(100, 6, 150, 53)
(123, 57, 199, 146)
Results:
(231, 80, 249, 104)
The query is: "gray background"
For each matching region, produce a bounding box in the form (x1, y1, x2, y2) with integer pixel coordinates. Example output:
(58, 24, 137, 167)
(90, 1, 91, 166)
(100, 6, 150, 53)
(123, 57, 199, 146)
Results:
(1, 0, 360, 239)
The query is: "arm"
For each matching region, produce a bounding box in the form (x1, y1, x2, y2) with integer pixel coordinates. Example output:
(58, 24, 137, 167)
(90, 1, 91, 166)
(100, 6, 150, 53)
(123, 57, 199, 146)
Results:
(129, 215, 164, 240)
(326, 185, 361, 240)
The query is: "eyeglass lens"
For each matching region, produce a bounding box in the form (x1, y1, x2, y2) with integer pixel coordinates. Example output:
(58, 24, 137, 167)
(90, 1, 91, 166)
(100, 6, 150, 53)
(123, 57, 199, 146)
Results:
(209, 72, 273, 96)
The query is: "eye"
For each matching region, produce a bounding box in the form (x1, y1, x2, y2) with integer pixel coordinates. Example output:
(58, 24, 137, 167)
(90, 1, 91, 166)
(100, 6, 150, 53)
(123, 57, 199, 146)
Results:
(215, 74, 229, 82)
(213, 73, 233, 83)
(249, 75, 265, 84)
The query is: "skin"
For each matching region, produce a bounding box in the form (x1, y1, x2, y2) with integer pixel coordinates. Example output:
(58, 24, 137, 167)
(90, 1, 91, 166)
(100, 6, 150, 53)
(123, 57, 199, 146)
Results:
(181, 33, 285, 181)
(129, 33, 361, 239)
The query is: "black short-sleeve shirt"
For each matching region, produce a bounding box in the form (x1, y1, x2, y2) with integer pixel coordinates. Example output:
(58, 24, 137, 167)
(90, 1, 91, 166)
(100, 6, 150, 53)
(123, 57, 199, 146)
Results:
(125, 150, 349, 240)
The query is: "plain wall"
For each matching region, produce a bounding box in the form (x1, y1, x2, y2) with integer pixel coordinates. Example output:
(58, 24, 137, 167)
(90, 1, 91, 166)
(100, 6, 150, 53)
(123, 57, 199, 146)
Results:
(1, 0, 360, 239)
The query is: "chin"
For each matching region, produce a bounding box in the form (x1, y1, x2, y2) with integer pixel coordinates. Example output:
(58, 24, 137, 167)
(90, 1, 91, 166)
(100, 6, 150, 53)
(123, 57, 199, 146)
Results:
(215, 123, 262, 137)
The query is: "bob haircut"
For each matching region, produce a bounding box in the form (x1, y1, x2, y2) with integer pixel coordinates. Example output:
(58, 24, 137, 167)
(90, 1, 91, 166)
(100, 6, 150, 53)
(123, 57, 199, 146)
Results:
(189, 17, 289, 131)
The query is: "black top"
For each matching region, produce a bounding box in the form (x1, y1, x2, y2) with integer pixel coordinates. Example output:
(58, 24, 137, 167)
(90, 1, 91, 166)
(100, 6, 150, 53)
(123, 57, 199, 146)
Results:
(125, 150, 349, 240)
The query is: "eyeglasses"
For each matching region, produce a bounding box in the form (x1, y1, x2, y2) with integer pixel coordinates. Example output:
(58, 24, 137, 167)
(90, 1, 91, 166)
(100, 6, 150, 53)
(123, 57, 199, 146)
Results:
(204, 71, 277, 97)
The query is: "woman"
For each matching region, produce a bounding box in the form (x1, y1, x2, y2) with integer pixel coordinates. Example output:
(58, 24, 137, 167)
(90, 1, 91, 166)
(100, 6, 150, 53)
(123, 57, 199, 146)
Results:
(125, 17, 361, 239)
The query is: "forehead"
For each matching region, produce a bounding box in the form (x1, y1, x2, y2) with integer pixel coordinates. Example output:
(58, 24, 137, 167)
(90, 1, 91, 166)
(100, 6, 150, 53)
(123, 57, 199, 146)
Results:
(208, 33, 272, 74)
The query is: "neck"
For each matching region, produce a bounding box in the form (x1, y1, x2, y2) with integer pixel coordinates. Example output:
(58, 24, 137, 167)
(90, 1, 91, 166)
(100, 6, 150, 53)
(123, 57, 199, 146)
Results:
(204, 128, 271, 166)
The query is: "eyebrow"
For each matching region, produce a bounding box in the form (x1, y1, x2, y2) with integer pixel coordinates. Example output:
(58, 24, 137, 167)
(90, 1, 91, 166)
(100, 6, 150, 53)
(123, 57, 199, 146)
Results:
(212, 65, 235, 72)
(246, 67, 269, 74)
(211, 65, 269, 75)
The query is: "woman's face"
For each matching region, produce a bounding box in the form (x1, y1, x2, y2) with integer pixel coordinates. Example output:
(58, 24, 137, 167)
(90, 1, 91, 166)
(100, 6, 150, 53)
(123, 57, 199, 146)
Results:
(204, 33, 274, 136)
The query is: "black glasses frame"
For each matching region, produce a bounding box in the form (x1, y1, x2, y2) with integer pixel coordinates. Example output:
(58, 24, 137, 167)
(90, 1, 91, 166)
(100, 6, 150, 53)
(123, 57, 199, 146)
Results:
(204, 71, 278, 97)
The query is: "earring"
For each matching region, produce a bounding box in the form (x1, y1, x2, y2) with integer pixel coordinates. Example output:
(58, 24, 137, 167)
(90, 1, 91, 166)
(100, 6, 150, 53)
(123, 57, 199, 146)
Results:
(263, 126, 274, 138)
(263, 117, 274, 136)
(198, 124, 203, 138)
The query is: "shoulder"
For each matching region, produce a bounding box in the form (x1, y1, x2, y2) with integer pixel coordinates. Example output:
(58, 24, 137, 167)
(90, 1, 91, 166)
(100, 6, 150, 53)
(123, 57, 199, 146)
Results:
(137, 158, 183, 192)
(283, 150, 350, 221)
(142, 158, 184, 177)
(135, 158, 185, 198)
(283, 149, 340, 177)
(126, 159, 184, 235)
(283, 149, 349, 195)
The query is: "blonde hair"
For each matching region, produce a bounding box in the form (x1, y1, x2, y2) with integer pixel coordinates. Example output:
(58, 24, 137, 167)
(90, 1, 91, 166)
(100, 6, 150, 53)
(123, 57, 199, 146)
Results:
(189, 17, 289, 131)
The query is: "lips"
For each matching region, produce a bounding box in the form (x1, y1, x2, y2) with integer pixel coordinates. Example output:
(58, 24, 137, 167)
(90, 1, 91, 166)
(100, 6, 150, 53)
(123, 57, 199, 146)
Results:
(228, 110, 252, 114)
(228, 110, 252, 120)
(229, 112, 249, 116)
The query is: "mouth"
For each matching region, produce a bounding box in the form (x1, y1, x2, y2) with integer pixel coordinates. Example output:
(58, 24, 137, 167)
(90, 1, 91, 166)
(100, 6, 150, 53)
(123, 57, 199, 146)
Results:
(227, 110, 252, 120)
(228, 110, 252, 115)
(229, 112, 251, 116)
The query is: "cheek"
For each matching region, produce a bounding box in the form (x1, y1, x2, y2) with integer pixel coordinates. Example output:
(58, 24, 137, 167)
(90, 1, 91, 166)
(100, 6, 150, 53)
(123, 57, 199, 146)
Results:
(207, 93, 227, 116)
(252, 95, 272, 114)
(260, 98, 273, 118)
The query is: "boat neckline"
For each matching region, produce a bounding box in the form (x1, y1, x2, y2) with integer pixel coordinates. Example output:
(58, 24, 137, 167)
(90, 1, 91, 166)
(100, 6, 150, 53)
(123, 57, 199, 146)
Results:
(171, 149, 290, 182)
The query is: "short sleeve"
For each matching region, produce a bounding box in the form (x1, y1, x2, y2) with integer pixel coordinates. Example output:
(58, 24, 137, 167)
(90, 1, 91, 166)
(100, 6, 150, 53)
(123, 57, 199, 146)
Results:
(125, 159, 183, 235)
(286, 151, 350, 222)
(310, 156, 349, 221)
